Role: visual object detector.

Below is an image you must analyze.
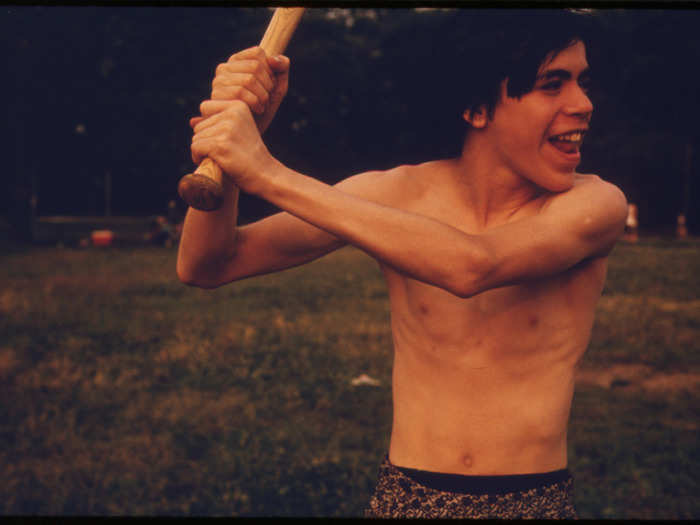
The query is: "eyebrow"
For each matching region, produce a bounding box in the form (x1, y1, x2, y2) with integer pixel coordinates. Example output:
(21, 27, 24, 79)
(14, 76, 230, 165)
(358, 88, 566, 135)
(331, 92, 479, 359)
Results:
(537, 67, 591, 82)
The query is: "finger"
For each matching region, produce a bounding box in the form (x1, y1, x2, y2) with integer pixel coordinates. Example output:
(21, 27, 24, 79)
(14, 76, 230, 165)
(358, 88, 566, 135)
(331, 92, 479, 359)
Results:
(228, 45, 268, 64)
(193, 109, 224, 135)
(212, 73, 271, 108)
(216, 61, 275, 93)
(231, 69, 274, 98)
(200, 99, 251, 120)
(267, 54, 290, 74)
(193, 112, 223, 135)
(191, 136, 224, 166)
(189, 116, 204, 129)
(268, 56, 290, 102)
(191, 136, 213, 165)
(224, 48, 275, 88)
(210, 85, 266, 114)
(191, 120, 232, 160)
(193, 101, 248, 134)
(193, 118, 231, 140)
(271, 67, 289, 99)
(235, 60, 275, 92)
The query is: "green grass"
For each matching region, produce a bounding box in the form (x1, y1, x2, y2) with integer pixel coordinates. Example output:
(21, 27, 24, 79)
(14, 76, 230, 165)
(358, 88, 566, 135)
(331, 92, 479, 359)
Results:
(0, 238, 698, 517)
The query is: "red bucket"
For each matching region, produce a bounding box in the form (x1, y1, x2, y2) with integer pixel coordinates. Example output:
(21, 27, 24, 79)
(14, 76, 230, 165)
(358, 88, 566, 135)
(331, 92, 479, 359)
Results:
(91, 230, 114, 247)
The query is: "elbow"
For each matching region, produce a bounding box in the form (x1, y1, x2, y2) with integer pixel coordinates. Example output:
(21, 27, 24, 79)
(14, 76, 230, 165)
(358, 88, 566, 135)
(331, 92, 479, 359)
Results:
(446, 276, 481, 299)
(176, 264, 204, 288)
(176, 260, 223, 289)
(445, 241, 494, 299)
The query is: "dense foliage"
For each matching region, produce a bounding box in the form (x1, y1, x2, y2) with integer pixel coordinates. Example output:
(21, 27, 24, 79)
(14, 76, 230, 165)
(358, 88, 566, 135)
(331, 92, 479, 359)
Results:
(3, 7, 699, 234)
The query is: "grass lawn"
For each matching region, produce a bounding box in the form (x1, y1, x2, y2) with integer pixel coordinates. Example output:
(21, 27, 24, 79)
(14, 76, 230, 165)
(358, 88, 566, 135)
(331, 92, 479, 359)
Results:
(0, 237, 698, 517)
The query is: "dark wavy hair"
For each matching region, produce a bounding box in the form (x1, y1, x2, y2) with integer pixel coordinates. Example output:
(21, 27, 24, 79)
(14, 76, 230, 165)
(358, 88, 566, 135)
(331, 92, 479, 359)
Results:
(450, 9, 597, 121)
(395, 8, 598, 158)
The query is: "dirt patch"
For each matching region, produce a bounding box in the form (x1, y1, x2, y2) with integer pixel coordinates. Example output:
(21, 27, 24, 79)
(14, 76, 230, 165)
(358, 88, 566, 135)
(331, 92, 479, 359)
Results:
(575, 364, 700, 393)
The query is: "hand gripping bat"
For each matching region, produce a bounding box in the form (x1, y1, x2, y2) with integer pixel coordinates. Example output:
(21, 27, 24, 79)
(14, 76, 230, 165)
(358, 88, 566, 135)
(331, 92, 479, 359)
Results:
(177, 7, 305, 211)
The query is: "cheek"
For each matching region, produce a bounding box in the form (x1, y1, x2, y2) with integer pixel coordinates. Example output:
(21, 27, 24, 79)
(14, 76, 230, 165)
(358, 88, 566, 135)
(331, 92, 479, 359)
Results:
(497, 126, 544, 163)
(497, 108, 548, 148)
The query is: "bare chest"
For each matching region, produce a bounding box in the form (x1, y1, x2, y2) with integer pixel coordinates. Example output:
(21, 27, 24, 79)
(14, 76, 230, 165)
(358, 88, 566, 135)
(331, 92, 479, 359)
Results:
(384, 257, 607, 367)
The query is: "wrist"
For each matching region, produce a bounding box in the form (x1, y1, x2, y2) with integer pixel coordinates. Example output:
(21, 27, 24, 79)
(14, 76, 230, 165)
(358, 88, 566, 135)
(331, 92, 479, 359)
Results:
(221, 172, 240, 194)
(245, 151, 285, 197)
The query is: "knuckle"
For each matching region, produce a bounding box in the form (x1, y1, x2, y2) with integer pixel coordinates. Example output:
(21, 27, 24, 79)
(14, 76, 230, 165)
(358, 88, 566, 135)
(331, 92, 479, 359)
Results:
(233, 101, 247, 116)
(243, 73, 256, 86)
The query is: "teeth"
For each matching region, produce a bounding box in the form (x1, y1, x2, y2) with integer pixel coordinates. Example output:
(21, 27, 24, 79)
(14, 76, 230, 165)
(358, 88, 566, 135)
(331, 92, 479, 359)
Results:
(551, 131, 584, 142)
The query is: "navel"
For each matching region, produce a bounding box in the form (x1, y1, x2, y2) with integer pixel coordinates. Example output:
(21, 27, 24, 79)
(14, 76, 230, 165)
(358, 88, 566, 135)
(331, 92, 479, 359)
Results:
(528, 315, 539, 328)
(462, 454, 474, 469)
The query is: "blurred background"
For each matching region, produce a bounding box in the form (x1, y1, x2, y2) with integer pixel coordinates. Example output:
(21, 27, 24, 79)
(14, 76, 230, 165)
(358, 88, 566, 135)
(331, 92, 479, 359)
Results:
(1, 6, 699, 242)
(1, 5, 698, 519)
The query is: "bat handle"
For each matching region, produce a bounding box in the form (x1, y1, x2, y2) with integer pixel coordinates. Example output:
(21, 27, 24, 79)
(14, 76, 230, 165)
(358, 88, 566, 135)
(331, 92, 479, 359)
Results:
(178, 7, 305, 212)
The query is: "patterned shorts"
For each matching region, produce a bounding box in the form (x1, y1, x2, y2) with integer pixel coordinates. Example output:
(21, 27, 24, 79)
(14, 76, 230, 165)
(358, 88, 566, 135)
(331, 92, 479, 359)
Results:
(365, 455, 578, 519)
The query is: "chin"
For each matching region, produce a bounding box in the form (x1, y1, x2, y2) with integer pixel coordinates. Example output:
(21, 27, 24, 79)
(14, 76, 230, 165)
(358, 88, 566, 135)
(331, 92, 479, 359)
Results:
(552, 176, 576, 192)
(535, 170, 576, 193)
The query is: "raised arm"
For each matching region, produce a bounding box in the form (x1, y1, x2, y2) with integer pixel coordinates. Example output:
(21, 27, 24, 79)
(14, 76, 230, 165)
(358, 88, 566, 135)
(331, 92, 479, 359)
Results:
(177, 169, 402, 288)
(178, 47, 326, 288)
(190, 100, 627, 296)
(178, 47, 414, 289)
(468, 176, 627, 294)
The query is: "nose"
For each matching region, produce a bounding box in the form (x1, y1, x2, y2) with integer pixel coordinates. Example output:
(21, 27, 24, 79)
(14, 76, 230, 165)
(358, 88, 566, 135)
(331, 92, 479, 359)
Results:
(564, 84, 593, 120)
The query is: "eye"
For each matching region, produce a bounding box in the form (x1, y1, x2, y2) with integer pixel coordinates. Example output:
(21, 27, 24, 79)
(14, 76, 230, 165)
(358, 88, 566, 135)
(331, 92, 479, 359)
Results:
(578, 77, 592, 94)
(540, 80, 562, 92)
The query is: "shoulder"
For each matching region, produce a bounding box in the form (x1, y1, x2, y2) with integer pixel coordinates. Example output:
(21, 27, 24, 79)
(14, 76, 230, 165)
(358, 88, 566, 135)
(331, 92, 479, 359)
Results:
(546, 173, 628, 222)
(542, 174, 628, 255)
(578, 174, 628, 224)
(333, 161, 437, 208)
(574, 173, 626, 203)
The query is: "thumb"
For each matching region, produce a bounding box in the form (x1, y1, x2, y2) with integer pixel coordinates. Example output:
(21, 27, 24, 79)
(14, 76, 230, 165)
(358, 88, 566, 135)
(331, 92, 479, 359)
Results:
(270, 55, 290, 100)
(268, 54, 290, 74)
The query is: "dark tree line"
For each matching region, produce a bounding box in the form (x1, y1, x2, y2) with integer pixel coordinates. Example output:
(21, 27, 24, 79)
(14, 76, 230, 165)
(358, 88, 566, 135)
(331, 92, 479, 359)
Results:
(2, 7, 698, 239)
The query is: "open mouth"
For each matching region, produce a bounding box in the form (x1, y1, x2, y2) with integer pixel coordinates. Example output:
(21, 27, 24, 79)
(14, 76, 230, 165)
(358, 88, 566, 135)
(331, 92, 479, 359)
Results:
(547, 130, 586, 155)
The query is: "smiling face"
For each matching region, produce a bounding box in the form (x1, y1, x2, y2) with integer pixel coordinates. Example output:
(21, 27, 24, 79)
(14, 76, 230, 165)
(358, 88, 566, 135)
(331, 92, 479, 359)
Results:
(476, 40, 593, 192)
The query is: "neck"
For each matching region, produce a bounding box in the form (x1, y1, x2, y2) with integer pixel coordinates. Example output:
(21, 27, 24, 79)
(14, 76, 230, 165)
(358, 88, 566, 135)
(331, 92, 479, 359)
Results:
(449, 133, 544, 227)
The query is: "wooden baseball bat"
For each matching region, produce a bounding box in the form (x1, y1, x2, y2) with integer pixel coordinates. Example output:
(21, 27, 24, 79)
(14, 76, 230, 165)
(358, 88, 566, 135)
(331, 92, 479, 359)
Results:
(177, 7, 305, 211)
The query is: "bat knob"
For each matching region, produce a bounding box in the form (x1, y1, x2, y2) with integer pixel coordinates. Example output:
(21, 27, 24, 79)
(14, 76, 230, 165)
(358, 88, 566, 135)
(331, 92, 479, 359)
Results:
(177, 172, 224, 211)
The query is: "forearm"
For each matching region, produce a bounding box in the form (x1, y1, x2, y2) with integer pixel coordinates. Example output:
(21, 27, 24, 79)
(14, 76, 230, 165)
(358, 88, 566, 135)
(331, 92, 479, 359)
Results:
(177, 176, 241, 287)
(253, 161, 489, 296)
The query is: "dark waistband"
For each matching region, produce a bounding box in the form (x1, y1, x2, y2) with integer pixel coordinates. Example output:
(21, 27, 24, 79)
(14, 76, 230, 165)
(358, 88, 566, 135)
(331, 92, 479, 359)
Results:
(387, 456, 572, 495)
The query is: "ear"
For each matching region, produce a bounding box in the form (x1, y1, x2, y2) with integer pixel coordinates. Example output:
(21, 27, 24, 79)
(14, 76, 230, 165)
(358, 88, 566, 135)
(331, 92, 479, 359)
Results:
(463, 106, 488, 129)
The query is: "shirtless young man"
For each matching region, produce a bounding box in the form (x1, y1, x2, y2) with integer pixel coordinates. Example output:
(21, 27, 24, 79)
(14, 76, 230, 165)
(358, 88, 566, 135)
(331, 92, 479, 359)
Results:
(177, 10, 627, 519)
